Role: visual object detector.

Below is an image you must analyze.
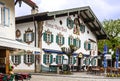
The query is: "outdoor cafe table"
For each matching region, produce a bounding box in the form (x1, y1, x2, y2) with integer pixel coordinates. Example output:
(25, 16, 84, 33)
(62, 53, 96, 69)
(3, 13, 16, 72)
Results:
(112, 68, 118, 73)
(91, 68, 100, 75)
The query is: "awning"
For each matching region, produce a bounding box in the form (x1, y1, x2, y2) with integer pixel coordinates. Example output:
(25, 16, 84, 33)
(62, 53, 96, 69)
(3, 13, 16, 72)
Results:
(0, 37, 40, 52)
(43, 48, 90, 57)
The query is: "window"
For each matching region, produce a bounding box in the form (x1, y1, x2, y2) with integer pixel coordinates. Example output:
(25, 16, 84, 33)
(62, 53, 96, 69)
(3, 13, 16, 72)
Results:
(43, 29, 53, 45)
(70, 56, 73, 64)
(24, 28, 34, 44)
(46, 54, 50, 64)
(47, 33, 51, 43)
(0, 5, 2, 24)
(68, 36, 74, 45)
(70, 56, 76, 64)
(56, 33, 64, 46)
(66, 16, 74, 29)
(0, 3, 4, 25)
(4, 7, 10, 26)
(56, 55, 64, 64)
(58, 56, 62, 64)
(43, 54, 53, 64)
(0, 2, 10, 27)
(84, 41, 91, 50)
(75, 38, 81, 48)
(24, 54, 34, 65)
(26, 55, 32, 63)
(85, 58, 90, 66)
(11, 55, 21, 65)
(91, 58, 96, 66)
(80, 24, 85, 33)
(26, 33, 32, 42)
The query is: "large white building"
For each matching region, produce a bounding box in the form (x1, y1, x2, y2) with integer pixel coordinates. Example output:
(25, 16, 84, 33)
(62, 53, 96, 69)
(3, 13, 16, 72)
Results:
(0, 0, 40, 74)
(14, 6, 108, 72)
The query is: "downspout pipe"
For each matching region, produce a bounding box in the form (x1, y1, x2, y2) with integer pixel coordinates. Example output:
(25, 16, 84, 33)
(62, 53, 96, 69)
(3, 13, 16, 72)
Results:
(33, 15, 37, 47)
(33, 15, 37, 73)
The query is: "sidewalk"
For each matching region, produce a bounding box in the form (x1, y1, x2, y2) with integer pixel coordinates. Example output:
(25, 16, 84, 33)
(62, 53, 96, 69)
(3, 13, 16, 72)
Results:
(30, 72, 107, 79)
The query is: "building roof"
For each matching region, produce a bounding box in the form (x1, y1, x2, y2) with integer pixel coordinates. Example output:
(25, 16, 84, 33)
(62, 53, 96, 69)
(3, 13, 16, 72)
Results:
(15, 0, 38, 8)
(16, 6, 109, 40)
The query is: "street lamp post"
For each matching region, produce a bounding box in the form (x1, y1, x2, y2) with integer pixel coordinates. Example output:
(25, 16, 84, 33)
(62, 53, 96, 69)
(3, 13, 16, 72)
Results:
(109, 49, 114, 73)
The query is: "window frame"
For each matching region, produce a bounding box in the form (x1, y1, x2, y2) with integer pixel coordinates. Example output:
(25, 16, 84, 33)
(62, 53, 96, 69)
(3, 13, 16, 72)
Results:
(46, 54, 50, 64)
(11, 55, 21, 66)
(46, 33, 52, 43)
(25, 54, 32, 64)
(76, 38, 80, 48)
(0, 3, 4, 25)
(56, 33, 64, 46)
(24, 28, 34, 44)
(84, 41, 91, 50)
(4, 7, 10, 27)
(26, 32, 32, 42)
(58, 55, 62, 64)
(12, 55, 19, 64)
(69, 36, 74, 45)
(70, 56, 73, 64)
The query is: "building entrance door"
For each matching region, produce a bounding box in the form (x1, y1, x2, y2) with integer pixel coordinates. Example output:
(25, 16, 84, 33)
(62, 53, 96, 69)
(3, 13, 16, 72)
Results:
(77, 58, 81, 71)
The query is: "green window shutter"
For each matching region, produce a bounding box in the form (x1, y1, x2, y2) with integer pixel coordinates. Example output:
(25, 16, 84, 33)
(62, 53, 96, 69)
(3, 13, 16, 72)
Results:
(62, 56, 64, 64)
(73, 39, 76, 46)
(51, 34, 53, 43)
(23, 34, 26, 42)
(88, 43, 91, 50)
(18, 55, 21, 64)
(79, 40, 81, 48)
(50, 55, 53, 64)
(56, 35, 58, 44)
(56, 55, 58, 64)
(31, 32, 34, 41)
(84, 59, 86, 65)
(11, 56, 14, 63)
(24, 55, 26, 64)
(84, 42, 86, 50)
(31, 54, 34, 63)
(70, 20, 74, 28)
(73, 57, 76, 64)
(80, 24, 82, 31)
(68, 37, 70, 45)
(80, 25, 85, 33)
(67, 17, 69, 27)
(68, 58, 70, 64)
(43, 32, 47, 41)
(83, 25, 85, 33)
(62, 37, 64, 45)
(43, 54, 46, 64)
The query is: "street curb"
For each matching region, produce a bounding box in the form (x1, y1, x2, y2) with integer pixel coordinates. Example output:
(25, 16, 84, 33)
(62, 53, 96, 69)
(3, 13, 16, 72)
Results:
(30, 73, 120, 79)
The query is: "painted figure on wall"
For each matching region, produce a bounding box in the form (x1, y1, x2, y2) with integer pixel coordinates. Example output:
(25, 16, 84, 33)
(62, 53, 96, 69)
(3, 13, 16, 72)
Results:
(73, 18, 80, 35)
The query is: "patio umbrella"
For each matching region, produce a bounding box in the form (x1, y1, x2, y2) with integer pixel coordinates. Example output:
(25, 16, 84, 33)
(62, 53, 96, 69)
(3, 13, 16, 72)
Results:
(103, 44, 108, 68)
(116, 48, 119, 68)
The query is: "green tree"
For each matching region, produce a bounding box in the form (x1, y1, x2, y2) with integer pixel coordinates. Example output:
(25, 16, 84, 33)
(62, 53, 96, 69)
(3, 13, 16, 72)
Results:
(98, 19, 120, 61)
(61, 45, 77, 72)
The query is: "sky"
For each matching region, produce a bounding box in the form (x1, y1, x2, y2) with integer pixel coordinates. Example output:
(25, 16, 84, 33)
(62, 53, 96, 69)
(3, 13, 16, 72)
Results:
(15, 0, 120, 21)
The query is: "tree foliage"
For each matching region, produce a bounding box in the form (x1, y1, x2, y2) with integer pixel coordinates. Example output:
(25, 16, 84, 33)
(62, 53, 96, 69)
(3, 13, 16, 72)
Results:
(98, 19, 120, 60)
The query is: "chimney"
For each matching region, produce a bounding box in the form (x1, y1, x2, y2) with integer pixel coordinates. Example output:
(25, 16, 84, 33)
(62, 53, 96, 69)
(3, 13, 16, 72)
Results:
(31, 7, 38, 14)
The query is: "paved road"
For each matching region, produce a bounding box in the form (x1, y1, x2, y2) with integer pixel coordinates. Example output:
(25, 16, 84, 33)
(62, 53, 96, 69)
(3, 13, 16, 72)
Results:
(30, 72, 120, 81)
